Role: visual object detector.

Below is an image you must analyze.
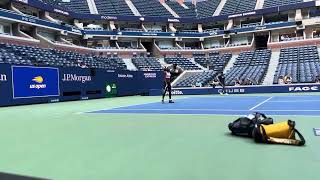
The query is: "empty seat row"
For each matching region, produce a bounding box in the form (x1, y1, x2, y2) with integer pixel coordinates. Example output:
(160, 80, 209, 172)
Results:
(164, 57, 201, 70)
(175, 71, 216, 87)
(0, 43, 127, 70)
(132, 57, 162, 71)
(263, 0, 303, 8)
(220, 0, 256, 15)
(274, 45, 320, 83)
(225, 49, 271, 85)
(95, 0, 134, 16)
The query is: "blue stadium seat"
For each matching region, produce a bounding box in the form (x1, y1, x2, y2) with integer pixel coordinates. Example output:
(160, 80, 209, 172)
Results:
(166, 1, 196, 17)
(132, 57, 162, 71)
(131, 0, 173, 17)
(196, 0, 220, 17)
(175, 70, 216, 87)
(220, 0, 256, 15)
(95, 0, 134, 16)
(225, 49, 271, 85)
(274, 46, 320, 83)
(263, 0, 303, 8)
(164, 57, 201, 70)
(0, 43, 127, 70)
(40, 0, 91, 14)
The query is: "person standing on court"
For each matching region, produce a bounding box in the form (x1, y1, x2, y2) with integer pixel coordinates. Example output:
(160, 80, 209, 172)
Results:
(162, 67, 174, 103)
(216, 72, 228, 95)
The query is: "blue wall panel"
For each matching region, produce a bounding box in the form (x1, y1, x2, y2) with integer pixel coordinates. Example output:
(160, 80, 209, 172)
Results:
(0, 65, 163, 106)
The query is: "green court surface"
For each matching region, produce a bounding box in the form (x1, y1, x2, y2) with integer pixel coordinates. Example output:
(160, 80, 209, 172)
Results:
(0, 94, 319, 180)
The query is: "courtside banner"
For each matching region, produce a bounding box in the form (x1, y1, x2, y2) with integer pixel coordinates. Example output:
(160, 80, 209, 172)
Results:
(12, 66, 60, 99)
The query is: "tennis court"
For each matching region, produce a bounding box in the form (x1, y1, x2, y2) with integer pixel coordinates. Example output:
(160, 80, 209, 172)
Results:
(0, 93, 319, 179)
(89, 95, 320, 116)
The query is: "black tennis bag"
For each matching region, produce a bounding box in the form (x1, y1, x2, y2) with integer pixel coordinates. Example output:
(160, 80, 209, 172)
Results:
(228, 112, 274, 137)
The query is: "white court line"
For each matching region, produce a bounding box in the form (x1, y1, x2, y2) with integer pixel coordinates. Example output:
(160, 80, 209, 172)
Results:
(269, 100, 320, 103)
(87, 113, 320, 117)
(105, 108, 320, 112)
(249, 97, 273, 111)
(79, 96, 193, 114)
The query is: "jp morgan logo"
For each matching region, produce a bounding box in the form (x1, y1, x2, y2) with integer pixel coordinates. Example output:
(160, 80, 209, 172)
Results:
(30, 76, 47, 89)
(62, 74, 92, 83)
(289, 86, 319, 92)
(0, 74, 7, 81)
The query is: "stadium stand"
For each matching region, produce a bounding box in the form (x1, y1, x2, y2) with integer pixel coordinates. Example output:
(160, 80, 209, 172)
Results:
(225, 49, 271, 85)
(175, 70, 216, 87)
(164, 57, 202, 70)
(196, 0, 221, 17)
(131, 57, 162, 71)
(60, 0, 91, 14)
(273, 46, 320, 84)
(40, 0, 91, 14)
(0, 43, 127, 70)
(95, 0, 134, 16)
(166, 1, 197, 18)
(220, 0, 257, 15)
(131, 0, 173, 17)
(263, 0, 303, 8)
(194, 52, 232, 72)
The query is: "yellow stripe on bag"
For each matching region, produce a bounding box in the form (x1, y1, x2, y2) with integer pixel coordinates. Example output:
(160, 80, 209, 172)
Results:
(260, 121, 294, 139)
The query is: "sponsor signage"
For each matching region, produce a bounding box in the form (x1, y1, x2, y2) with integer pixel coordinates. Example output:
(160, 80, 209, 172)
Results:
(0, 74, 7, 82)
(118, 74, 133, 78)
(143, 73, 157, 78)
(149, 84, 320, 96)
(106, 83, 117, 97)
(62, 74, 92, 83)
(12, 66, 59, 99)
(288, 86, 319, 92)
(167, 90, 184, 95)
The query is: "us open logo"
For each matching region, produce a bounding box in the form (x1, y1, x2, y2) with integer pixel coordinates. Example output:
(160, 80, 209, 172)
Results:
(30, 76, 47, 89)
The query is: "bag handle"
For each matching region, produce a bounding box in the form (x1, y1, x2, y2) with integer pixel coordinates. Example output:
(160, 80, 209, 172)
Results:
(293, 128, 306, 146)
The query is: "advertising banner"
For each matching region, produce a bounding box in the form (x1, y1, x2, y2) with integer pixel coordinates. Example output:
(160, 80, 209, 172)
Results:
(12, 66, 59, 99)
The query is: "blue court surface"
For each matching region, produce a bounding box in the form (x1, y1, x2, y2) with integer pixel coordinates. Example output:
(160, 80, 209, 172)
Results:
(88, 95, 320, 116)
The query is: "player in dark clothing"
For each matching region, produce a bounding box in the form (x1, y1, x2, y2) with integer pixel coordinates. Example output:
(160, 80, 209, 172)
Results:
(216, 72, 228, 95)
(162, 67, 174, 103)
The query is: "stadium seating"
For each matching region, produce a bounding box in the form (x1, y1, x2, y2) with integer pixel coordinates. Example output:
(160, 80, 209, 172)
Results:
(95, 0, 134, 16)
(263, 0, 303, 8)
(40, 0, 90, 14)
(196, 0, 220, 17)
(164, 57, 202, 70)
(166, 1, 196, 17)
(132, 57, 162, 71)
(0, 43, 127, 70)
(274, 46, 320, 83)
(225, 49, 271, 85)
(195, 52, 232, 72)
(220, 0, 256, 15)
(175, 71, 216, 87)
(131, 0, 173, 17)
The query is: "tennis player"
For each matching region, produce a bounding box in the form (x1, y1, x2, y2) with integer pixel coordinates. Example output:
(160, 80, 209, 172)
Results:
(162, 67, 174, 103)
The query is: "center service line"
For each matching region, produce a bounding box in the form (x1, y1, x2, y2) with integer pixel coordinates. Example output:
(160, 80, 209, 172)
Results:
(249, 97, 273, 111)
